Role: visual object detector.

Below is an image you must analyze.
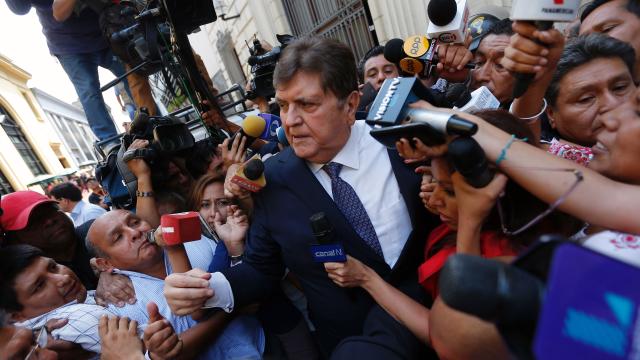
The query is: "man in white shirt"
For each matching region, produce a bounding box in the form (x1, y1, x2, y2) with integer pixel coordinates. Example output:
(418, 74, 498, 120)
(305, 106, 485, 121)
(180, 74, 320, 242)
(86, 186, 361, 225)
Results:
(163, 37, 437, 359)
(50, 182, 106, 227)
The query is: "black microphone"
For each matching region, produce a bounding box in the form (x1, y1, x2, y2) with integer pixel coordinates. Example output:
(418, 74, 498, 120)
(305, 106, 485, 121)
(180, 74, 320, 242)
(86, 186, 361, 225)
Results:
(427, 0, 457, 26)
(439, 254, 544, 360)
(426, 0, 470, 44)
(448, 137, 494, 188)
(512, 22, 553, 99)
(383, 38, 406, 64)
(310, 212, 346, 262)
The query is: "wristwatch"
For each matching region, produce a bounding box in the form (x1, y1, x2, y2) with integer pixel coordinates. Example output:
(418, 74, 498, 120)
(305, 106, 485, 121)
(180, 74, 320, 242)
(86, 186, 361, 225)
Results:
(136, 190, 154, 197)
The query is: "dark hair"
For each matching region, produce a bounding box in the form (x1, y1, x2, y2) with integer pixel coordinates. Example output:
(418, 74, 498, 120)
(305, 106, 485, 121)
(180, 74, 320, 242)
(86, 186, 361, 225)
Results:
(185, 140, 219, 179)
(50, 182, 82, 202)
(357, 45, 386, 82)
(486, 18, 514, 37)
(274, 37, 358, 103)
(156, 191, 187, 214)
(581, 0, 640, 22)
(188, 174, 225, 212)
(0, 245, 43, 313)
(428, 110, 582, 256)
(546, 34, 636, 107)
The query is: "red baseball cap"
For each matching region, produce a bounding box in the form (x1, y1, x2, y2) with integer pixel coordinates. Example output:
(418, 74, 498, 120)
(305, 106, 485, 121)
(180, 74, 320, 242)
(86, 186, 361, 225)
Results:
(0, 191, 57, 232)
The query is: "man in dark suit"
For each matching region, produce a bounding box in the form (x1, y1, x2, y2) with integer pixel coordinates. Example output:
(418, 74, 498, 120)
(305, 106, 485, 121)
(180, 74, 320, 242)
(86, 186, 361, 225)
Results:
(163, 37, 437, 359)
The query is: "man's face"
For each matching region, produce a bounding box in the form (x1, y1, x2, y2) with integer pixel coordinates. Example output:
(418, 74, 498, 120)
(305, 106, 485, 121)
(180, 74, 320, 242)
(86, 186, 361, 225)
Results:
(11, 257, 86, 322)
(90, 210, 161, 273)
(276, 71, 359, 163)
(547, 57, 635, 146)
(363, 54, 399, 91)
(470, 34, 515, 104)
(53, 197, 73, 213)
(7, 204, 76, 257)
(166, 161, 193, 194)
(580, 0, 640, 78)
(590, 87, 640, 184)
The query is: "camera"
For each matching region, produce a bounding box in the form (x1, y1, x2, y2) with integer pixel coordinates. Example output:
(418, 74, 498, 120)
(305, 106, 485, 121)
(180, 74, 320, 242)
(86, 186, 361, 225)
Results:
(125, 108, 196, 163)
(245, 34, 295, 100)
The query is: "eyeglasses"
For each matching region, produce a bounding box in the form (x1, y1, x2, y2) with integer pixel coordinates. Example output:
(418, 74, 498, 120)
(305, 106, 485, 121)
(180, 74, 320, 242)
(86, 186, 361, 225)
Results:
(497, 167, 583, 236)
(25, 326, 49, 360)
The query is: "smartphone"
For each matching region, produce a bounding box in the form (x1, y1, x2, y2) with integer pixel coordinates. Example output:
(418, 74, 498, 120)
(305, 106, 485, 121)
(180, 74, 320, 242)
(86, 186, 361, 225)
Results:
(369, 122, 446, 149)
(198, 213, 220, 243)
(358, 82, 378, 112)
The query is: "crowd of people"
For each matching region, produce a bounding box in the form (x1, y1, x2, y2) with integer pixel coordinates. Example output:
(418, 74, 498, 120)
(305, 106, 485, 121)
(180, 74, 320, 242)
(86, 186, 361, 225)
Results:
(2, 0, 640, 359)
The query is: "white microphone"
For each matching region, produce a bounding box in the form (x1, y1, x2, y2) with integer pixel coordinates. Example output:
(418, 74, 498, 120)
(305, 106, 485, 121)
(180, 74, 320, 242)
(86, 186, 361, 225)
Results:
(426, 0, 470, 44)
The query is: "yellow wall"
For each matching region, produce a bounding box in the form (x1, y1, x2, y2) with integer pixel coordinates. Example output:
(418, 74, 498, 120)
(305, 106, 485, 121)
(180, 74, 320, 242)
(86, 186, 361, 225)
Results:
(0, 55, 73, 192)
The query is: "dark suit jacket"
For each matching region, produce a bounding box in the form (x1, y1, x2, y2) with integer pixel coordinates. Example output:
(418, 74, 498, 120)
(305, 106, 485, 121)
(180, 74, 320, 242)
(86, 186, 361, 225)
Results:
(222, 145, 437, 352)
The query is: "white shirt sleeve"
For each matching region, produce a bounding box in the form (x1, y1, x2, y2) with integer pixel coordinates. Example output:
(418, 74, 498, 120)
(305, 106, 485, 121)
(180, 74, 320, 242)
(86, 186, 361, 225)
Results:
(203, 272, 235, 312)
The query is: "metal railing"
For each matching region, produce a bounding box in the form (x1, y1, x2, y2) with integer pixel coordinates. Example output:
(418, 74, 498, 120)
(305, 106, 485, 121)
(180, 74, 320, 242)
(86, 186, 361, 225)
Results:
(282, 0, 375, 60)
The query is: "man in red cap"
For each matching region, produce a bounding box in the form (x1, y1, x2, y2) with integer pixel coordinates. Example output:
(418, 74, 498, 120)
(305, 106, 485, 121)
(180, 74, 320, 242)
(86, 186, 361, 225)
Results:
(0, 191, 135, 306)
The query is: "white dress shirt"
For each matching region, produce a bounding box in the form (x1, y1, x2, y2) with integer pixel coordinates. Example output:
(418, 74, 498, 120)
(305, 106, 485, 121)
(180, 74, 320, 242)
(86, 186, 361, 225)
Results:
(205, 120, 413, 312)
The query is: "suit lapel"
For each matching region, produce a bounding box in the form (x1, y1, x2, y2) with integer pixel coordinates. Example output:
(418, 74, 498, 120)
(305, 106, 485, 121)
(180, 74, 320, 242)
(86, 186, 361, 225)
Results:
(276, 148, 389, 272)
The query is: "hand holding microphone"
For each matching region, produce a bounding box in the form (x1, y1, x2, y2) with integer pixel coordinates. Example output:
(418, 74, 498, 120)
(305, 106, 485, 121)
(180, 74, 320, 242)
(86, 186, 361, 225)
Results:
(501, 21, 565, 86)
(508, 0, 579, 98)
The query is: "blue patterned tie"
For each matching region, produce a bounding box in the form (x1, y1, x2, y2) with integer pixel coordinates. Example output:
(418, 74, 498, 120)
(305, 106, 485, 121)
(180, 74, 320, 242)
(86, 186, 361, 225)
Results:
(323, 162, 384, 258)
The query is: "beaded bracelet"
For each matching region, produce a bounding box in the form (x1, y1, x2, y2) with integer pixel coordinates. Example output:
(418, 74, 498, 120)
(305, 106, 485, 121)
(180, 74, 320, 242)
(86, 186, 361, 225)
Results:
(496, 135, 528, 166)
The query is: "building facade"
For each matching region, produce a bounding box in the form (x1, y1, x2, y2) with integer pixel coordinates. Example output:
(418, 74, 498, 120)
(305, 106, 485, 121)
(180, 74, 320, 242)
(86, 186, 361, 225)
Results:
(189, 0, 517, 94)
(32, 88, 99, 168)
(0, 54, 75, 195)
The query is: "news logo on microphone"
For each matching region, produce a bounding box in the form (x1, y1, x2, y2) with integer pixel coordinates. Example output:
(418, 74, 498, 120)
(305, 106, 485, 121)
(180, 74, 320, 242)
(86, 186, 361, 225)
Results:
(310, 212, 347, 263)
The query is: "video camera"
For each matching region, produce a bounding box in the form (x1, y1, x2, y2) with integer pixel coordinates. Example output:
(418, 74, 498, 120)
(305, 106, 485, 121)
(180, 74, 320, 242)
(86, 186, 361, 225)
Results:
(245, 34, 295, 100)
(94, 109, 195, 210)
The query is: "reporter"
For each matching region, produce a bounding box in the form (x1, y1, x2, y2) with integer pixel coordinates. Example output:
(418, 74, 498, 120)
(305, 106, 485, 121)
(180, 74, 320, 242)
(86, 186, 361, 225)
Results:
(188, 174, 246, 261)
(502, 22, 636, 159)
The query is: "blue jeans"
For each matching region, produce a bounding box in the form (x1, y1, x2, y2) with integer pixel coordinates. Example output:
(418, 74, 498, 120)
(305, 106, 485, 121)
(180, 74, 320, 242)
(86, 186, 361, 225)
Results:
(57, 48, 131, 141)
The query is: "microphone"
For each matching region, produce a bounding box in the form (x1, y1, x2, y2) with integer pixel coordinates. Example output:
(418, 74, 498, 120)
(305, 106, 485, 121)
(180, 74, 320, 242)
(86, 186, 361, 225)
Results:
(227, 115, 267, 150)
(448, 137, 495, 188)
(256, 113, 282, 141)
(510, 0, 580, 98)
(230, 155, 267, 192)
(309, 212, 346, 262)
(404, 108, 478, 136)
(157, 212, 203, 246)
(446, 84, 500, 112)
(385, 36, 474, 77)
(366, 77, 476, 147)
(366, 77, 443, 126)
(426, 0, 470, 44)
(439, 254, 544, 360)
(276, 126, 289, 146)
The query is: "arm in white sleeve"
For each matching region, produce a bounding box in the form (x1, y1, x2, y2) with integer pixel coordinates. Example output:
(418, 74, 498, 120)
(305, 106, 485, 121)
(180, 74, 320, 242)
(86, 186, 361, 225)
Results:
(203, 272, 235, 312)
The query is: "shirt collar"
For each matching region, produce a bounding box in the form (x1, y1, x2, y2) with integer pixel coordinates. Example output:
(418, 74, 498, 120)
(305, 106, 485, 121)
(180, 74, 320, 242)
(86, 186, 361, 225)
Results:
(308, 122, 363, 175)
(71, 201, 84, 216)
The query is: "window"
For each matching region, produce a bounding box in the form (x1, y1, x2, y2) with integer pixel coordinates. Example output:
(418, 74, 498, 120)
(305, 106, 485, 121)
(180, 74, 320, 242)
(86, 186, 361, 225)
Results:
(0, 106, 47, 176)
(0, 168, 14, 195)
